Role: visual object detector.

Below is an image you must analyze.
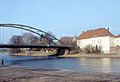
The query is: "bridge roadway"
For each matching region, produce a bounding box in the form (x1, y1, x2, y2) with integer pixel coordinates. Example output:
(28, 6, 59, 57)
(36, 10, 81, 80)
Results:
(0, 44, 70, 49)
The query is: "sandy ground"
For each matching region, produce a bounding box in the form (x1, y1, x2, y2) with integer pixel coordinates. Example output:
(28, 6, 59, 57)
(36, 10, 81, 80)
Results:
(0, 65, 120, 82)
(59, 53, 120, 58)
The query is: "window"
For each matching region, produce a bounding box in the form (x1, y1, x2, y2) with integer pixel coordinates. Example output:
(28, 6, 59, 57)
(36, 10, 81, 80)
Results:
(99, 40, 101, 43)
(92, 40, 95, 44)
(78, 40, 81, 44)
(117, 40, 119, 43)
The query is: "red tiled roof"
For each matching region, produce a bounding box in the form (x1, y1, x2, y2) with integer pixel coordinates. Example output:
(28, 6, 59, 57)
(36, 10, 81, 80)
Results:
(78, 28, 115, 40)
(60, 37, 73, 42)
(117, 34, 120, 37)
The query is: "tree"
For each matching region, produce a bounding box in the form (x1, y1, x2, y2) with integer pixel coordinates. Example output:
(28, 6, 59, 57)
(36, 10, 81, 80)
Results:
(40, 31, 55, 45)
(22, 32, 39, 45)
(31, 35, 39, 45)
(10, 35, 24, 45)
(59, 37, 77, 46)
(10, 35, 24, 53)
(9, 32, 40, 53)
(84, 45, 102, 54)
(22, 32, 33, 45)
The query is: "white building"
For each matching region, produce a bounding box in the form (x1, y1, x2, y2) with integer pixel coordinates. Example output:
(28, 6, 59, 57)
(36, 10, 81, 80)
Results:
(77, 28, 120, 53)
(114, 34, 120, 46)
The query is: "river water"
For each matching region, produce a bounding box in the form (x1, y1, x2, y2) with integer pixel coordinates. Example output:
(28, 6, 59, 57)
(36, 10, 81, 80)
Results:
(1, 53, 120, 74)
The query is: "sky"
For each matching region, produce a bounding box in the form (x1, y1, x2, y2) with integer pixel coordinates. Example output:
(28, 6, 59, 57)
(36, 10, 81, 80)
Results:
(0, 0, 120, 43)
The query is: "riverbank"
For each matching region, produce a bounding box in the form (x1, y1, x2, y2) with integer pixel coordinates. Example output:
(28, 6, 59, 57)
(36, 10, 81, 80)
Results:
(10, 51, 57, 56)
(59, 53, 120, 58)
(8, 52, 120, 58)
(0, 65, 120, 82)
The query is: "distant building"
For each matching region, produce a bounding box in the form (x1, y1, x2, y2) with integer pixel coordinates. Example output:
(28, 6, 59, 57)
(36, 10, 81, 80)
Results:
(58, 37, 77, 46)
(114, 34, 120, 46)
(77, 28, 120, 53)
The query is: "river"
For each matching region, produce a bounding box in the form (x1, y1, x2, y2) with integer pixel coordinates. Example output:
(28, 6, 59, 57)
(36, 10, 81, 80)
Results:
(1, 53, 120, 74)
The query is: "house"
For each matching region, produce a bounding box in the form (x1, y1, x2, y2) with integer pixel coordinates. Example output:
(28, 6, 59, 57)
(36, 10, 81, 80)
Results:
(58, 37, 77, 45)
(114, 34, 120, 46)
(77, 28, 120, 53)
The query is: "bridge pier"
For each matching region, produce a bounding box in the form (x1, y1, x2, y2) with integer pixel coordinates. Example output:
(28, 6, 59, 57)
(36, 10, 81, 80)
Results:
(56, 48, 70, 56)
(64, 49, 70, 55)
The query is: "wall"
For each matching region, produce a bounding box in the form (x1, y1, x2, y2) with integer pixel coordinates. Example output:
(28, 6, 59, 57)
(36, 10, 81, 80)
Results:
(110, 37, 115, 47)
(110, 46, 120, 54)
(114, 37, 120, 46)
(110, 37, 120, 54)
(77, 36, 111, 53)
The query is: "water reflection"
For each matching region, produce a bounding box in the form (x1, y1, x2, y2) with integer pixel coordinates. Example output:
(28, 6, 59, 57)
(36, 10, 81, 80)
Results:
(1, 53, 120, 73)
(101, 58, 112, 73)
(79, 58, 113, 73)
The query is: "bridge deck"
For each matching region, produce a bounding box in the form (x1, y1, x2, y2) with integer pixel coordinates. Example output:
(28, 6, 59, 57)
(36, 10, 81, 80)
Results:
(0, 44, 70, 49)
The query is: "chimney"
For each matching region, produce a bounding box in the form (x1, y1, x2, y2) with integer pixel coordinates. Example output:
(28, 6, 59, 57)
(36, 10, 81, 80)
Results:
(107, 28, 109, 32)
(82, 31, 84, 33)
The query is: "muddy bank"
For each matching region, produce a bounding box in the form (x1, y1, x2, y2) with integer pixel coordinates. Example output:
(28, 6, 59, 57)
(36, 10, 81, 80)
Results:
(0, 65, 120, 82)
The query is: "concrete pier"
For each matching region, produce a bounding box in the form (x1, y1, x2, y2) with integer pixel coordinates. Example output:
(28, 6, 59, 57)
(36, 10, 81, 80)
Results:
(0, 66, 120, 82)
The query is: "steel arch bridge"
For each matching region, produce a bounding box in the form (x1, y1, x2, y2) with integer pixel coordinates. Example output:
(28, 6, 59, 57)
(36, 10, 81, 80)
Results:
(0, 24, 64, 45)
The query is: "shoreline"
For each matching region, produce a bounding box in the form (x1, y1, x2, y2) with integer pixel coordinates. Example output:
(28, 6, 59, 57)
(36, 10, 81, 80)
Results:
(59, 53, 120, 58)
(5, 52, 120, 58)
(0, 65, 120, 82)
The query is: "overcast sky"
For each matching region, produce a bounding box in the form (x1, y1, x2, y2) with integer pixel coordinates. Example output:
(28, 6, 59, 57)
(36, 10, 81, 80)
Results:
(0, 0, 120, 43)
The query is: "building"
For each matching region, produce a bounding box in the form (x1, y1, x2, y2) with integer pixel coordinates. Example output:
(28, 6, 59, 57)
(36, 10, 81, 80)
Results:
(77, 28, 120, 54)
(58, 37, 77, 46)
(60, 37, 74, 46)
(114, 34, 120, 46)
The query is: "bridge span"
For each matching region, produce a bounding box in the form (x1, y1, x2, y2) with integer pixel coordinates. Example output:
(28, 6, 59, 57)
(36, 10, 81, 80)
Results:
(0, 44, 73, 55)
(0, 44, 71, 49)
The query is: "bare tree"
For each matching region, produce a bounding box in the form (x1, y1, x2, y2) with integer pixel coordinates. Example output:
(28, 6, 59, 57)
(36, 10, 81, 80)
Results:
(22, 33, 33, 45)
(31, 35, 39, 45)
(40, 31, 55, 45)
(22, 32, 39, 45)
(9, 35, 24, 53)
(9, 32, 40, 53)
(10, 35, 24, 45)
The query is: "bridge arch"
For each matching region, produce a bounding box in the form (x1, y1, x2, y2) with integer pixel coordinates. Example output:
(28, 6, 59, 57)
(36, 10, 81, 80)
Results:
(0, 24, 63, 45)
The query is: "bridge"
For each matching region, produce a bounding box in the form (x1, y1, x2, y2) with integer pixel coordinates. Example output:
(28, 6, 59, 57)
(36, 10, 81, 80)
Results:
(0, 44, 70, 49)
(0, 24, 72, 55)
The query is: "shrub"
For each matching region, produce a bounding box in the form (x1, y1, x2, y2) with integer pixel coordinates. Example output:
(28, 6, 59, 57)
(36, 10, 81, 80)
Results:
(84, 45, 102, 54)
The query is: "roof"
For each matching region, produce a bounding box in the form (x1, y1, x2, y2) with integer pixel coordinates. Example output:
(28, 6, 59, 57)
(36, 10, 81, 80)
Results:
(117, 34, 120, 37)
(78, 28, 115, 40)
(60, 37, 74, 42)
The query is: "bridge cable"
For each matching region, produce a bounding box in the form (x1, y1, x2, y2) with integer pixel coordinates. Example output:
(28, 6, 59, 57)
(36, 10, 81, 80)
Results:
(3, 27, 4, 44)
